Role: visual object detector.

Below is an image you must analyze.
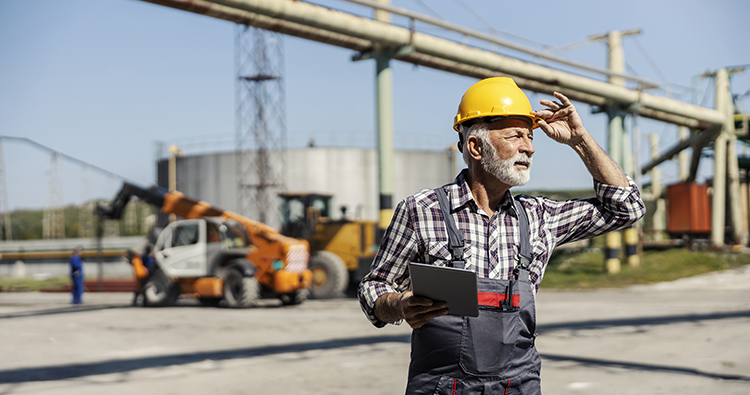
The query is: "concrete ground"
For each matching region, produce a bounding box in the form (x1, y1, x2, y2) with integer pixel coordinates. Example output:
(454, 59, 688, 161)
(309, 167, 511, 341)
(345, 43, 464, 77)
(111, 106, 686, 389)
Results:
(0, 266, 748, 395)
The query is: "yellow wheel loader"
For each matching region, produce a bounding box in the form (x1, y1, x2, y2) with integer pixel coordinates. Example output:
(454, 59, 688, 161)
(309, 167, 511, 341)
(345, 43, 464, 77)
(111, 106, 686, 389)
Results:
(279, 193, 378, 299)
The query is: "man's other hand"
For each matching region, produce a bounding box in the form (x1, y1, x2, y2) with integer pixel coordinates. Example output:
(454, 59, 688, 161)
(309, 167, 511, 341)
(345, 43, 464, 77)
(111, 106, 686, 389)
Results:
(399, 291, 448, 329)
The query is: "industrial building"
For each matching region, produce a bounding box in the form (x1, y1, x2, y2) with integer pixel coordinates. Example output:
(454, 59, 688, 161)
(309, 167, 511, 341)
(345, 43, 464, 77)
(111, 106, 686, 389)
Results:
(158, 146, 460, 229)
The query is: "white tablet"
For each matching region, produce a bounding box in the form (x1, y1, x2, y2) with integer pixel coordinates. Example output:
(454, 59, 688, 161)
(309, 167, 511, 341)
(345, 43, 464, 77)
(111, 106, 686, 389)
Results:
(408, 262, 479, 317)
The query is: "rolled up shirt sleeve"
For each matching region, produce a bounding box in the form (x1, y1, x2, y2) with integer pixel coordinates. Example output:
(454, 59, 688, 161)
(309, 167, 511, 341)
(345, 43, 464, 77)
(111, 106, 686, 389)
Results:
(542, 176, 646, 246)
(358, 198, 419, 328)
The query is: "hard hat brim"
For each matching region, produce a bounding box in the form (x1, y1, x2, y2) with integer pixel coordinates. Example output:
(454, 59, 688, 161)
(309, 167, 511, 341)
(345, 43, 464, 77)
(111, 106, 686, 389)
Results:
(453, 114, 539, 132)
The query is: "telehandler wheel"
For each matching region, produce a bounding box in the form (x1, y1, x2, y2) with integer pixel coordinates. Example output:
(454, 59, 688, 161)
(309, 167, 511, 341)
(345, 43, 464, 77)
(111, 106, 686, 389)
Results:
(280, 288, 309, 306)
(223, 269, 260, 308)
(309, 251, 348, 299)
(143, 270, 179, 307)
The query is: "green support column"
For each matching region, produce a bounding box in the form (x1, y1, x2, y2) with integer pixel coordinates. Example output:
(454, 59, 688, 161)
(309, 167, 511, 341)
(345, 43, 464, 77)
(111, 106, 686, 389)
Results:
(375, 0, 394, 231)
(599, 29, 640, 273)
(650, 134, 666, 241)
(376, 52, 394, 231)
(712, 69, 730, 247)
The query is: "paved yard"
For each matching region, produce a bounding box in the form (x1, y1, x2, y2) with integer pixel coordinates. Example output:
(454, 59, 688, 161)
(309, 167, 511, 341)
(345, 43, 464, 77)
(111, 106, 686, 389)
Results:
(0, 266, 748, 394)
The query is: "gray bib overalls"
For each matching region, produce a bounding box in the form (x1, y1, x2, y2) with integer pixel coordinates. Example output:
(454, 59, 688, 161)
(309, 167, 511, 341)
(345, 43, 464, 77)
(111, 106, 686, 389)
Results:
(405, 188, 542, 395)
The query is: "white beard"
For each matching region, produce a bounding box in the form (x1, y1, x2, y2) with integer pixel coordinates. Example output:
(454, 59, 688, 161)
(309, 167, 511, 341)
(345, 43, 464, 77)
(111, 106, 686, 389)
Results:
(481, 140, 532, 187)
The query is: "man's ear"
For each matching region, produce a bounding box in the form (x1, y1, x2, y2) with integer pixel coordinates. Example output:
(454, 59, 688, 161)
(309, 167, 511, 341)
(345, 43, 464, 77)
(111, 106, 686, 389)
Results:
(466, 135, 482, 161)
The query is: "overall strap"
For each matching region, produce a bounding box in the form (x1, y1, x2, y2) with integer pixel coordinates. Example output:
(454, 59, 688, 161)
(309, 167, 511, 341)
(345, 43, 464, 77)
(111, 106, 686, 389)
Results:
(434, 187, 465, 270)
(512, 196, 533, 280)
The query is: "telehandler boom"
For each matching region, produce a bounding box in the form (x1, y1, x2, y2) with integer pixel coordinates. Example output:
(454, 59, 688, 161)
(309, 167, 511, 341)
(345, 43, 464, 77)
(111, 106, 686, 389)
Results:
(96, 183, 312, 307)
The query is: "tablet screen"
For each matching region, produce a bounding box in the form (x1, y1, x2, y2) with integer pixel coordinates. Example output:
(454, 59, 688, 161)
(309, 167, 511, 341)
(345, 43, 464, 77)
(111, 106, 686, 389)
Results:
(408, 262, 479, 317)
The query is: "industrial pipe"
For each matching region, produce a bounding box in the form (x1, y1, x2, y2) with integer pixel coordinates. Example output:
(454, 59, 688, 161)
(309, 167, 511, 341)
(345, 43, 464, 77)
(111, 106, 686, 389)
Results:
(203, 0, 725, 127)
(141, 0, 373, 51)
(345, 0, 659, 88)
(640, 126, 721, 174)
(144, 0, 723, 130)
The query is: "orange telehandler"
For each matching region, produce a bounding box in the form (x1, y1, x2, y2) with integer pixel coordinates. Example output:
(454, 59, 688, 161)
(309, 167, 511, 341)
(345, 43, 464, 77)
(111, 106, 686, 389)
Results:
(95, 183, 312, 307)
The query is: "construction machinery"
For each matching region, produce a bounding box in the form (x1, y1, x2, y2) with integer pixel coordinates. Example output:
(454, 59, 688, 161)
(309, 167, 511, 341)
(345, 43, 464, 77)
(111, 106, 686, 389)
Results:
(279, 192, 378, 299)
(96, 183, 312, 307)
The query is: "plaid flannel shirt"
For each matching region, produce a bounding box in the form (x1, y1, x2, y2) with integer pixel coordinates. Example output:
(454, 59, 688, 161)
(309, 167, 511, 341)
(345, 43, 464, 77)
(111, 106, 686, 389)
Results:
(358, 169, 646, 327)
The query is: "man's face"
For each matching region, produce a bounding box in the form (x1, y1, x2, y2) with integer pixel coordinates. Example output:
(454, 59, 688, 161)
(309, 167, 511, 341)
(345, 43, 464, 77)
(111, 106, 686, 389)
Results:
(480, 118, 535, 187)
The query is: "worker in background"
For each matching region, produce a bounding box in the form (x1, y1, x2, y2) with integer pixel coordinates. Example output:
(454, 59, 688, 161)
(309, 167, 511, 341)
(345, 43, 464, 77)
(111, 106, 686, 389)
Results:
(358, 77, 645, 394)
(69, 246, 85, 304)
(128, 249, 149, 306)
(141, 245, 156, 274)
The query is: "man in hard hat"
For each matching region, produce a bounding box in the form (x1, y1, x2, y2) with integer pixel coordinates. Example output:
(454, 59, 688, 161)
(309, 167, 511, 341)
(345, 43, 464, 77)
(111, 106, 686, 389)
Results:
(358, 77, 645, 394)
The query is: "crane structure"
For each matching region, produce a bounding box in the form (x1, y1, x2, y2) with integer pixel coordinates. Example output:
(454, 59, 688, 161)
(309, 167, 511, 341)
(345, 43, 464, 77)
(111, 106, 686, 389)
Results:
(235, 25, 287, 225)
(43, 152, 65, 240)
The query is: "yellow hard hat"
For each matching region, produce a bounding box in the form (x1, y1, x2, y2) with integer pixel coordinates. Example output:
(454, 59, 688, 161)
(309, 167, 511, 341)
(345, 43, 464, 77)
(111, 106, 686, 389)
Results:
(453, 77, 538, 131)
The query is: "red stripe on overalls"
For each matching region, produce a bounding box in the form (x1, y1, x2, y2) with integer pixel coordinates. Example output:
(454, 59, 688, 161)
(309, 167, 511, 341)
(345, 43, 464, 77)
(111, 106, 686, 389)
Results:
(477, 291, 520, 308)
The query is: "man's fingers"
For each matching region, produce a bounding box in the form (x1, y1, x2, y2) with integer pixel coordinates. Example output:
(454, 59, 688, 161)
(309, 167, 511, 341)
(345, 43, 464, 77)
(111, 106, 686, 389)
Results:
(402, 295, 447, 325)
(551, 106, 575, 119)
(407, 307, 449, 329)
(535, 105, 575, 122)
(553, 91, 572, 106)
(538, 99, 562, 110)
(533, 109, 556, 119)
(536, 119, 558, 138)
(405, 295, 437, 307)
(404, 300, 447, 316)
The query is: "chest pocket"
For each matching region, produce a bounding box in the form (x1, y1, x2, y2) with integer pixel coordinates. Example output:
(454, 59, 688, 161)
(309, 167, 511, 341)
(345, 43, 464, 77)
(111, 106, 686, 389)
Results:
(426, 241, 472, 269)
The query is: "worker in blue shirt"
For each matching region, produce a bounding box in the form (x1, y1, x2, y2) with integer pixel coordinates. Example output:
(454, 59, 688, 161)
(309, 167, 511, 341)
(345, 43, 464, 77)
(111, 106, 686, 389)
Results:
(69, 246, 84, 304)
(141, 245, 156, 274)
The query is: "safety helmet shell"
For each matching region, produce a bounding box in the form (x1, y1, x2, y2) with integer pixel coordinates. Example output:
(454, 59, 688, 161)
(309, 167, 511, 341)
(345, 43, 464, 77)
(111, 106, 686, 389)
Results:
(453, 77, 539, 131)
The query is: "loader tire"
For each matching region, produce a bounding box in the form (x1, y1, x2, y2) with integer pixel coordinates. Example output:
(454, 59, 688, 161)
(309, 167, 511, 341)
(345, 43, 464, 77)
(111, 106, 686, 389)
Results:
(223, 269, 260, 308)
(143, 270, 179, 307)
(309, 251, 348, 299)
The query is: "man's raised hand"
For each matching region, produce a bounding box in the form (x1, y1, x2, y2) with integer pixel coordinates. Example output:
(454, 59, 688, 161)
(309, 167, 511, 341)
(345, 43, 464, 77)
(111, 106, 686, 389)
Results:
(532, 92, 588, 147)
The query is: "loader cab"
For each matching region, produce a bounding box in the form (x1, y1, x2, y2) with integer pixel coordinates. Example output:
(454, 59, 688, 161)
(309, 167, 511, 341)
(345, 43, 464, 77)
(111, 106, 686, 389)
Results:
(279, 193, 334, 239)
(279, 192, 379, 298)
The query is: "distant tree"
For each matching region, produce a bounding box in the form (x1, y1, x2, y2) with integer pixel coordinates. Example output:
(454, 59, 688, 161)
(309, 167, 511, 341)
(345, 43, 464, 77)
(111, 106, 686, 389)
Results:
(3, 200, 150, 240)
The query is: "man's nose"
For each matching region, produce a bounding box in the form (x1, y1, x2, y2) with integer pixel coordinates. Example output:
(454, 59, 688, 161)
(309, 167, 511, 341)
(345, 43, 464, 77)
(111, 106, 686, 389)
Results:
(520, 136, 535, 156)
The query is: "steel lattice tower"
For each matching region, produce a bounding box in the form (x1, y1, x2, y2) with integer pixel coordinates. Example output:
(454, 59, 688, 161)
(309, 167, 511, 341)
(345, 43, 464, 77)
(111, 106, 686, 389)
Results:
(43, 152, 65, 239)
(235, 25, 287, 224)
(78, 164, 93, 238)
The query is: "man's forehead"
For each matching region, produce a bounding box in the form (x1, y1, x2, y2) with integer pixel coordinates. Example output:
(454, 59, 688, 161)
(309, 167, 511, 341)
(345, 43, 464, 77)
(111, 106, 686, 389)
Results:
(486, 117, 533, 132)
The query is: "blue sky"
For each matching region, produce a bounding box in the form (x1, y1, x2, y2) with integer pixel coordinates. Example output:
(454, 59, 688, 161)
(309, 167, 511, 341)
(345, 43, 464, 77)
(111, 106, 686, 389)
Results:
(1, 0, 748, 211)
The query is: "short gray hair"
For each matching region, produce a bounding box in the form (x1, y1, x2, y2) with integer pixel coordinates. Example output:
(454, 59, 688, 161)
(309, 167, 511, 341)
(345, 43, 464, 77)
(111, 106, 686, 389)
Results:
(460, 121, 490, 165)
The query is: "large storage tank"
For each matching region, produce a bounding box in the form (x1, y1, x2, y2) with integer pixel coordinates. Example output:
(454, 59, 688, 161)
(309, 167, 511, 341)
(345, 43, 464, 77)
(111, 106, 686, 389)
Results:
(158, 147, 459, 228)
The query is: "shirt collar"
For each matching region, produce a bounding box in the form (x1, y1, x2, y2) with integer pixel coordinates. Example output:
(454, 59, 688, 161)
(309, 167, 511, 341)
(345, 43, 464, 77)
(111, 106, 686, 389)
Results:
(449, 169, 474, 211)
(499, 189, 518, 217)
(449, 169, 518, 216)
